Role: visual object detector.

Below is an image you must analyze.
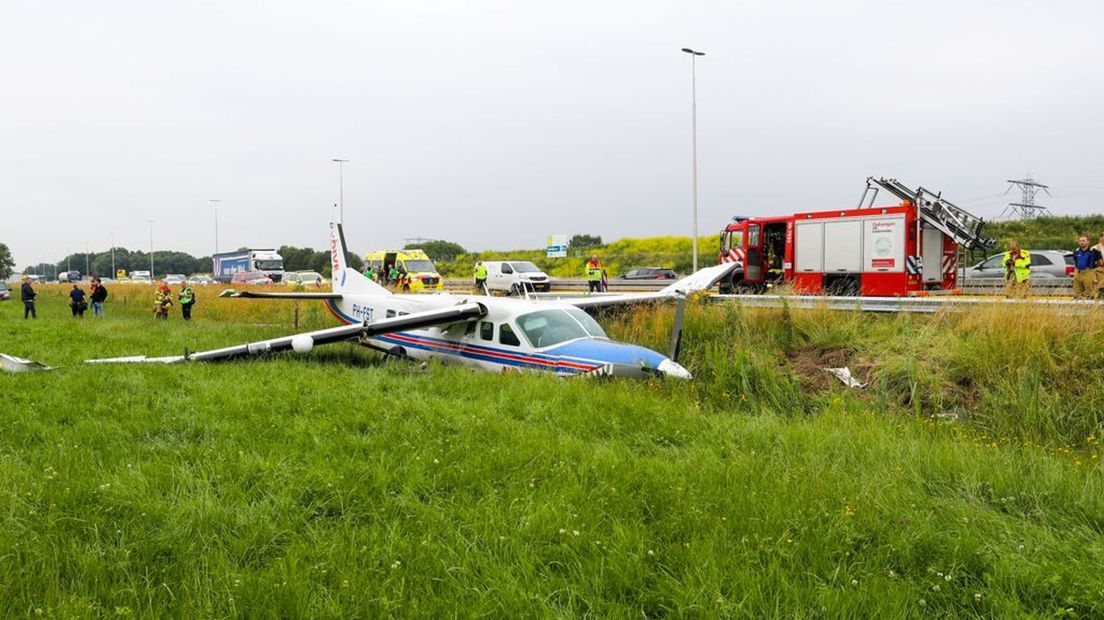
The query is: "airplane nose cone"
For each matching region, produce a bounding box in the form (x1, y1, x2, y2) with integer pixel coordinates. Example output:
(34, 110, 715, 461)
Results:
(657, 359, 692, 379)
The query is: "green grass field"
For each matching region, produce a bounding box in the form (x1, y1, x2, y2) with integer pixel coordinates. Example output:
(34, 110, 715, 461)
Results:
(2, 286, 1103, 617)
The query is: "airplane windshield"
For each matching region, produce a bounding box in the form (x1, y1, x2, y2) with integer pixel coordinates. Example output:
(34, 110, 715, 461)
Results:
(516, 309, 607, 348)
(564, 308, 607, 338)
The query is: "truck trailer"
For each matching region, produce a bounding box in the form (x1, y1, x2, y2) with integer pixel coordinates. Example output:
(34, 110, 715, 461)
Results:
(718, 177, 995, 296)
(213, 249, 285, 283)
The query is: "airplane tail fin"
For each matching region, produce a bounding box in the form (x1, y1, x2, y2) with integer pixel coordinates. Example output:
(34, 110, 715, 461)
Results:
(330, 222, 391, 296)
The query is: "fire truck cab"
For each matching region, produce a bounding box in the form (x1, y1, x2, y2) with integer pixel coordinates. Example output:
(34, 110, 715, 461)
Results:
(718, 177, 995, 296)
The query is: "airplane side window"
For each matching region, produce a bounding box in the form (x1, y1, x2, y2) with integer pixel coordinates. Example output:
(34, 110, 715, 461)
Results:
(386, 309, 396, 318)
(464, 321, 477, 336)
(499, 323, 521, 347)
(480, 322, 494, 341)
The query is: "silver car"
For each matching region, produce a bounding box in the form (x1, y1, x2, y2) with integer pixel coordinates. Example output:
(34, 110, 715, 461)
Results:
(965, 250, 1073, 279)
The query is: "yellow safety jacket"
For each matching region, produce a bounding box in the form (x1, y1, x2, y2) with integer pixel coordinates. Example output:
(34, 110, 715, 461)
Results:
(586, 262, 602, 281)
(474, 265, 488, 279)
(1002, 250, 1031, 283)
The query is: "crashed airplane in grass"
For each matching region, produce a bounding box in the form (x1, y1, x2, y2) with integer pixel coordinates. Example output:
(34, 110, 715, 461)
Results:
(88, 222, 738, 379)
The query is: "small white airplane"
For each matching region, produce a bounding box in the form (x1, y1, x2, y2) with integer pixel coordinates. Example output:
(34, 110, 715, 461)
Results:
(87, 222, 738, 379)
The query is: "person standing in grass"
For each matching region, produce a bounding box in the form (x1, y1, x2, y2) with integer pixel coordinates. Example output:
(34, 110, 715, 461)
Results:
(1094, 233, 1104, 297)
(473, 261, 487, 293)
(586, 255, 604, 294)
(20, 276, 37, 319)
(1002, 241, 1031, 298)
(89, 277, 107, 316)
(68, 284, 87, 317)
(153, 282, 173, 320)
(178, 283, 196, 321)
(1071, 236, 1101, 299)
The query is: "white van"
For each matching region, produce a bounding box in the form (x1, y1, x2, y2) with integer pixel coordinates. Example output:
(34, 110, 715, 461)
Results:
(482, 261, 552, 295)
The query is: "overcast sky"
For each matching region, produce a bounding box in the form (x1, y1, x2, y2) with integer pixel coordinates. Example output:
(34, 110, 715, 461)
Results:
(2, 0, 1102, 267)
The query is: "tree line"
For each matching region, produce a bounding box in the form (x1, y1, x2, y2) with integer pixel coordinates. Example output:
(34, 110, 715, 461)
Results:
(0, 234, 602, 280)
(8, 245, 363, 280)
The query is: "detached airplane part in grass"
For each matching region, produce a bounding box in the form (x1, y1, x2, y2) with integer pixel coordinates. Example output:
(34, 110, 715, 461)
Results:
(86, 222, 739, 379)
(0, 353, 53, 373)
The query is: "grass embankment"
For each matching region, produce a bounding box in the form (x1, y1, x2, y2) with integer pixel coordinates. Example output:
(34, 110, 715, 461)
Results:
(2, 289, 1104, 617)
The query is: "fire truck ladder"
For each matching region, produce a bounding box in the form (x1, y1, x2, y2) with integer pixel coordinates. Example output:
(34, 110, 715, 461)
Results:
(857, 177, 995, 250)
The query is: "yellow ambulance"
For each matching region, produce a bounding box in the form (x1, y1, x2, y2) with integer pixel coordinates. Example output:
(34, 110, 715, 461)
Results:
(364, 249, 444, 292)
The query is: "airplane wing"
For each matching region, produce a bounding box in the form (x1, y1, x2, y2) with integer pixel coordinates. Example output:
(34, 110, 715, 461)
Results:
(567, 262, 739, 310)
(219, 290, 343, 300)
(86, 302, 486, 364)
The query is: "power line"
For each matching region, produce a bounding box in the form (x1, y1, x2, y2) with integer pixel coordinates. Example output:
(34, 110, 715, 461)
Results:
(1001, 176, 1051, 219)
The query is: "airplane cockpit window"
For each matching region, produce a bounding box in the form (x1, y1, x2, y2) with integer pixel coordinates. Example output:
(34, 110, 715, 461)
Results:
(499, 324, 521, 346)
(516, 309, 607, 348)
(564, 308, 608, 339)
(480, 321, 494, 341)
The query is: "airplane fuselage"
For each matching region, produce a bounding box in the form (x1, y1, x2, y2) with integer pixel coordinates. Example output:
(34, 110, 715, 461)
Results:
(324, 292, 688, 378)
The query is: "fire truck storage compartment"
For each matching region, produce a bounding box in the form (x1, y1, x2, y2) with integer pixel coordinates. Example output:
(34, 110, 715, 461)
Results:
(921, 223, 942, 283)
(823, 220, 863, 272)
(763, 222, 786, 276)
(862, 214, 905, 273)
(795, 221, 823, 273)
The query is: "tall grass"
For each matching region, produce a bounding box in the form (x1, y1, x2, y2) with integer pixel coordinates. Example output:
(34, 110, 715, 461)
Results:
(599, 299, 1104, 448)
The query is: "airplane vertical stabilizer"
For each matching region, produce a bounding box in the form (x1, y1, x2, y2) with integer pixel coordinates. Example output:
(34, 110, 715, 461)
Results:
(330, 222, 391, 296)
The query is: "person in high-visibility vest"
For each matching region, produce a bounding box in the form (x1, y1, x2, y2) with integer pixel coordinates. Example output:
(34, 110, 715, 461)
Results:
(473, 261, 488, 293)
(1002, 241, 1031, 298)
(1072, 235, 1102, 299)
(585, 255, 603, 294)
(178, 284, 196, 320)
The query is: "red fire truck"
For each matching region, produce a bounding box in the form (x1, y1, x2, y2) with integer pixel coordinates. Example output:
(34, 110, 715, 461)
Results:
(717, 177, 995, 296)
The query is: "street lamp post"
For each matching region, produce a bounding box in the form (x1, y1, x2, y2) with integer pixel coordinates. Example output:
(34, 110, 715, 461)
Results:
(148, 220, 155, 279)
(211, 199, 222, 255)
(681, 47, 705, 272)
(85, 242, 90, 276)
(110, 233, 116, 278)
(332, 158, 349, 224)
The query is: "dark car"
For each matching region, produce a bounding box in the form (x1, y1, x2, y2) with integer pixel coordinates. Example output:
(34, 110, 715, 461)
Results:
(620, 267, 678, 280)
(230, 271, 274, 286)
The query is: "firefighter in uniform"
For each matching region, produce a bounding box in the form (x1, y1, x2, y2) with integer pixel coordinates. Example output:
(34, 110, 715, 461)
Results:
(1002, 241, 1031, 298)
(473, 261, 488, 293)
(585, 255, 603, 294)
(1072, 236, 1101, 299)
(153, 282, 174, 319)
(1094, 233, 1104, 297)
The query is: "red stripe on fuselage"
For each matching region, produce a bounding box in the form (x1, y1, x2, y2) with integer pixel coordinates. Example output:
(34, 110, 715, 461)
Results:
(384, 333, 600, 371)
